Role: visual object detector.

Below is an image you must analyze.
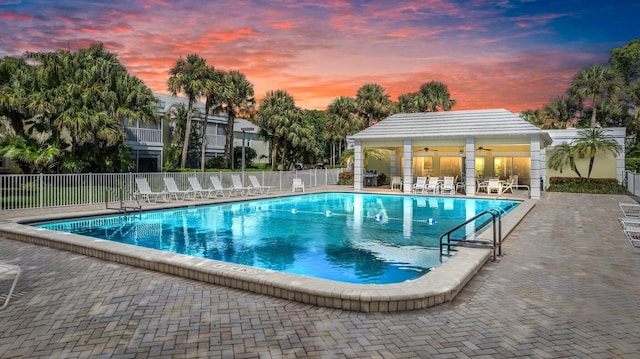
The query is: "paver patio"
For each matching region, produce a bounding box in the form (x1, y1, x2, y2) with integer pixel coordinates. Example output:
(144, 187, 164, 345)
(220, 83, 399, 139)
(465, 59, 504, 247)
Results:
(1, 192, 639, 358)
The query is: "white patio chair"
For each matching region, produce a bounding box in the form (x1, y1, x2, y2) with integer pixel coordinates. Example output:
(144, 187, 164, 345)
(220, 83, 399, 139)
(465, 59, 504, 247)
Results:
(423, 177, 440, 195)
(163, 177, 195, 200)
(390, 176, 402, 190)
(620, 219, 640, 252)
(487, 178, 502, 195)
(134, 177, 166, 203)
(187, 177, 217, 199)
(209, 176, 235, 197)
(412, 177, 427, 194)
(292, 178, 305, 192)
(231, 174, 255, 196)
(501, 176, 517, 194)
(441, 176, 456, 196)
(248, 175, 274, 195)
(0, 263, 21, 310)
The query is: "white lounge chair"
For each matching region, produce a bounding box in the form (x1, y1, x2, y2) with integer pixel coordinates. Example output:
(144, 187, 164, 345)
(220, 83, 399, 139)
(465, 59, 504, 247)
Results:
(134, 177, 166, 203)
(441, 176, 456, 196)
(187, 177, 217, 199)
(163, 177, 195, 200)
(209, 176, 235, 197)
(620, 202, 640, 217)
(231, 174, 255, 196)
(412, 177, 427, 194)
(424, 177, 440, 195)
(619, 218, 640, 252)
(248, 175, 274, 194)
(0, 263, 21, 310)
(292, 178, 305, 192)
(390, 176, 402, 190)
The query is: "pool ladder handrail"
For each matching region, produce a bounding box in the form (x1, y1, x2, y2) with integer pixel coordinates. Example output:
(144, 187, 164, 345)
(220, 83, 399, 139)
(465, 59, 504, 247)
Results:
(439, 208, 503, 261)
(104, 186, 141, 213)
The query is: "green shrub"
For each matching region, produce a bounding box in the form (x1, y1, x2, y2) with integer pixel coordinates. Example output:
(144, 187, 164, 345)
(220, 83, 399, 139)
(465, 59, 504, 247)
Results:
(547, 177, 627, 194)
(626, 158, 640, 172)
(337, 171, 354, 185)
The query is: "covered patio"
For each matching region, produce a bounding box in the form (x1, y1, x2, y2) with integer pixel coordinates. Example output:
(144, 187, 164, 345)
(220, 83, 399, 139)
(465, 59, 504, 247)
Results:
(349, 109, 553, 199)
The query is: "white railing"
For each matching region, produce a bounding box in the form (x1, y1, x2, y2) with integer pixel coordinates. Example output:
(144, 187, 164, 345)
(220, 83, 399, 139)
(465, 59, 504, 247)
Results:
(0, 169, 344, 211)
(124, 128, 163, 144)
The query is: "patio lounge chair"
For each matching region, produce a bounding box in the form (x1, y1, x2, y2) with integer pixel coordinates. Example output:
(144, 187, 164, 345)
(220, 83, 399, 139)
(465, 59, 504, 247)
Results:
(0, 263, 21, 310)
(292, 178, 305, 192)
(163, 177, 195, 200)
(619, 218, 640, 252)
(248, 175, 274, 194)
(412, 177, 427, 194)
(231, 174, 255, 196)
(441, 176, 456, 196)
(209, 176, 236, 197)
(620, 202, 640, 217)
(187, 177, 217, 199)
(134, 177, 166, 203)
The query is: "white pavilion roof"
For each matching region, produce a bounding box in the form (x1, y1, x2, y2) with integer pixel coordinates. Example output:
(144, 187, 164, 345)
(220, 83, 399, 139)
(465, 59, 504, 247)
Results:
(350, 109, 552, 145)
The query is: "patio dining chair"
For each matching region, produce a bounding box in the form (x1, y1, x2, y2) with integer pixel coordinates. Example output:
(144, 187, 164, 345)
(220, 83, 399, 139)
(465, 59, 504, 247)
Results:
(390, 176, 402, 190)
(292, 178, 305, 192)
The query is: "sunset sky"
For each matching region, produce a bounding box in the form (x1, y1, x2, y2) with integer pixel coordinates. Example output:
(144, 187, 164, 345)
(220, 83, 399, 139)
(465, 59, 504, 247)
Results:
(0, 0, 637, 112)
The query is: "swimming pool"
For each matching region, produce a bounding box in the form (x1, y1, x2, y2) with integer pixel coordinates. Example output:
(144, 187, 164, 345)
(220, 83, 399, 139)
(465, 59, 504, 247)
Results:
(33, 193, 519, 285)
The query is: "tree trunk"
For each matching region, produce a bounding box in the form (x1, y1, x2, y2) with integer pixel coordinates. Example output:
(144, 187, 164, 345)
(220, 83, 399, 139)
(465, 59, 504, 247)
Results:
(180, 100, 194, 168)
(223, 112, 235, 169)
(270, 139, 278, 171)
(590, 96, 597, 128)
(200, 108, 209, 171)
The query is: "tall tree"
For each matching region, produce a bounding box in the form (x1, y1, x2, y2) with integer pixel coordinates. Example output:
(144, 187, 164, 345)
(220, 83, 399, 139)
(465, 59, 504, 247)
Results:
(543, 96, 580, 129)
(355, 83, 391, 126)
(326, 96, 361, 152)
(200, 66, 222, 170)
(218, 70, 255, 169)
(571, 65, 622, 128)
(254, 89, 297, 171)
(168, 54, 209, 168)
(418, 81, 456, 111)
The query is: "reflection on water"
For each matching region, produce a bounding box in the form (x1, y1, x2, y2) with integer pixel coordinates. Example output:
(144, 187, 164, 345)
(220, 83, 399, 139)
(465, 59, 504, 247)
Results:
(34, 193, 519, 284)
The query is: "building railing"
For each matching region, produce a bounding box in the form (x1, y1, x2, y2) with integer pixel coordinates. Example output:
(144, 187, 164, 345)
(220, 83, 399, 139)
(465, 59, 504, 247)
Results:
(0, 169, 344, 211)
(124, 127, 163, 144)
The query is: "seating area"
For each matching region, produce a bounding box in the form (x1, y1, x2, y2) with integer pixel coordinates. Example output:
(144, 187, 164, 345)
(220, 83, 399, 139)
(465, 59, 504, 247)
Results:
(618, 202, 640, 252)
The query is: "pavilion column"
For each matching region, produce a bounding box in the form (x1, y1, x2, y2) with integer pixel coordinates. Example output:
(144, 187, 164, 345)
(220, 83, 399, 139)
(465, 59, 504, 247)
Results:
(353, 140, 363, 192)
(390, 149, 397, 176)
(403, 139, 413, 193)
(530, 135, 541, 199)
(465, 137, 476, 196)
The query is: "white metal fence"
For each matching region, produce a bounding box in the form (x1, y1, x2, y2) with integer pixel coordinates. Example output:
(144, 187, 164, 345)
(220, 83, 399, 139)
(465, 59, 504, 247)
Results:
(624, 170, 640, 196)
(0, 169, 344, 211)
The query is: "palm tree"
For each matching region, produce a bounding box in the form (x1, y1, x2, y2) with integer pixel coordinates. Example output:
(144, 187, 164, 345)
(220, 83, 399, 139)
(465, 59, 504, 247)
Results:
(355, 83, 391, 126)
(254, 89, 297, 171)
(168, 54, 209, 168)
(572, 128, 620, 178)
(543, 96, 580, 129)
(571, 65, 622, 128)
(547, 142, 582, 178)
(418, 81, 456, 111)
(200, 66, 223, 170)
(218, 70, 255, 169)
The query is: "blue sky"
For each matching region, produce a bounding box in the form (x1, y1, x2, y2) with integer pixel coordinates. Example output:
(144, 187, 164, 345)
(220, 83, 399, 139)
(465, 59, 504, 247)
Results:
(1, 0, 637, 111)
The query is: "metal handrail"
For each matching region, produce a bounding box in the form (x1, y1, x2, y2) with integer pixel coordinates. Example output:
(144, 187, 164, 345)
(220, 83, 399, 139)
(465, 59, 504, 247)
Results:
(439, 208, 503, 261)
(105, 186, 141, 213)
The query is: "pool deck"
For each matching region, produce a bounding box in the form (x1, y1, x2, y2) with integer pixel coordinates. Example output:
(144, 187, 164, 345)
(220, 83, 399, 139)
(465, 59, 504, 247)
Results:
(1, 189, 640, 357)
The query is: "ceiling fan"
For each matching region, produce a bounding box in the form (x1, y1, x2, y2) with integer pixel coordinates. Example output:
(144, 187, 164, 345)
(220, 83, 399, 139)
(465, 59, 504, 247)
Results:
(423, 147, 438, 152)
(477, 146, 492, 151)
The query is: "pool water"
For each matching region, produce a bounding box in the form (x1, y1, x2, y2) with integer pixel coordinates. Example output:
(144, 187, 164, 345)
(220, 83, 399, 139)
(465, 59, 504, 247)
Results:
(34, 193, 519, 284)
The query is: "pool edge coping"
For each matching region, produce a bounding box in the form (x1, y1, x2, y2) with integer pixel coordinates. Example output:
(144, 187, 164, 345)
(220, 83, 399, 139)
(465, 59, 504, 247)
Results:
(0, 194, 536, 312)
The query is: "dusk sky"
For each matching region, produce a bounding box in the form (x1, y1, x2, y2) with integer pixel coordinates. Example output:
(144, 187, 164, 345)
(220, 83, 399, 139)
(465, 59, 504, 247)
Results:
(1, 0, 638, 112)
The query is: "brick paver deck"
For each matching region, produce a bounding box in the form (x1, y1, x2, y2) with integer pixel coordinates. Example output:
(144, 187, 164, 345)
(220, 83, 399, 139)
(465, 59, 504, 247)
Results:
(1, 192, 639, 358)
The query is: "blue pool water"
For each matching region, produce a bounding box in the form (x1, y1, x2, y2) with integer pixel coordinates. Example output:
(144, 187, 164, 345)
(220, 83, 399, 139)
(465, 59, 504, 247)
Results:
(34, 193, 519, 284)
